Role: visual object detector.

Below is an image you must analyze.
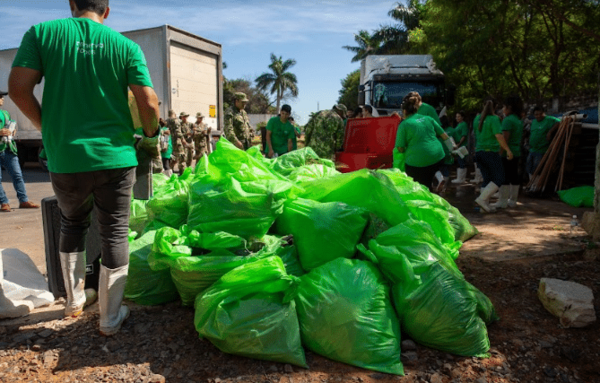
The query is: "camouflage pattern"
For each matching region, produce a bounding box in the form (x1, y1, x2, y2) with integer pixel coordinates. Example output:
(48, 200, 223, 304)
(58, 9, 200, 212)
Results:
(168, 117, 188, 173)
(181, 121, 194, 167)
(224, 105, 252, 150)
(192, 122, 210, 159)
(303, 109, 345, 159)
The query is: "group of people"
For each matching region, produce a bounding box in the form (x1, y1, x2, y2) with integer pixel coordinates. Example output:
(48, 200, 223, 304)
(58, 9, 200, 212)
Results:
(161, 110, 211, 176)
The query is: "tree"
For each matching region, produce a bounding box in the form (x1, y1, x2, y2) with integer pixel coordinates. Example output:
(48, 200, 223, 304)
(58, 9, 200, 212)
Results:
(224, 78, 276, 114)
(255, 54, 299, 111)
(373, 0, 424, 54)
(342, 30, 383, 62)
(337, 70, 361, 112)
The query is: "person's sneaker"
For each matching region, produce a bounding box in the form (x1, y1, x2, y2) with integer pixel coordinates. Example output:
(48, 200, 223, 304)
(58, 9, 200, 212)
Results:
(19, 201, 40, 209)
(0, 204, 11, 212)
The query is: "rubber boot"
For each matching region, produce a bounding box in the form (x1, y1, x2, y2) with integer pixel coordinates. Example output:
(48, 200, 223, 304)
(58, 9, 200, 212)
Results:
(492, 185, 509, 209)
(508, 184, 520, 207)
(475, 182, 499, 213)
(470, 167, 483, 184)
(99, 264, 130, 336)
(60, 252, 97, 317)
(451, 168, 467, 184)
(0, 255, 34, 319)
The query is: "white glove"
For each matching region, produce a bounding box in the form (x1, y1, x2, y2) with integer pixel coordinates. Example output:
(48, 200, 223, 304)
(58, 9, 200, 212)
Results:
(444, 137, 457, 152)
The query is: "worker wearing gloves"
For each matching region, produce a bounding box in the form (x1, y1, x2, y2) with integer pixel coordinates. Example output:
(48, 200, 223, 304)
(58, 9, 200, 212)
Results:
(9, 0, 160, 335)
(396, 93, 456, 191)
(474, 100, 513, 212)
(493, 95, 523, 209)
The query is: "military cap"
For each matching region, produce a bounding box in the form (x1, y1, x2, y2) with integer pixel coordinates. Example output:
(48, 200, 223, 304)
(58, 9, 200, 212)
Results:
(179, 112, 190, 118)
(333, 104, 348, 113)
(234, 92, 249, 102)
(196, 112, 204, 118)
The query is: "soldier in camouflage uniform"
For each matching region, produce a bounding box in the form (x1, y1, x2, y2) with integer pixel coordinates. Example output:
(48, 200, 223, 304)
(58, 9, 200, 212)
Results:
(304, 104, 347, 159)
(224, 92, 253, 150)
(168, 110, 188, 175)
(179, 112, 195, 168)
(192, 112, 211, 161)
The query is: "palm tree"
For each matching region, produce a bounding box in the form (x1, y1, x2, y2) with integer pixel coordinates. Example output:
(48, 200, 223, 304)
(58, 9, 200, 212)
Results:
(255, 54, 299, 111)
(342, 30, 382, 63)
(372, 1, 423, 55)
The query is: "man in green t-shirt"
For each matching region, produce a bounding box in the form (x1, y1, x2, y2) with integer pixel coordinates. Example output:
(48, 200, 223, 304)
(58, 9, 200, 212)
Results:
(526, 106, 560, 179)
(266, 104, 295, 158)
(0, 91, 39, 213)
(9, 0, 160, 336)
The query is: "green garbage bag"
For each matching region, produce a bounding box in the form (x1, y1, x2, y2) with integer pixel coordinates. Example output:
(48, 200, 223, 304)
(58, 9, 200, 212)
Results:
(188, 177, 294, 240)
(129, 199, 150, 235)
(275, 198, 369, 271)
(194, 256, 307, 367)
(124, 231, 179, 305)
(558, 186, 595, 207)
(275, 242, 305, 277)
(146, 169, 193, 228)
(286, 164, 340, 183)
(365, 222, 498, 357)
(295, 258, 404, 375)
(271, 147, 335, 177)
(299, 169, 411, 228)
(179, 225, 247, 251)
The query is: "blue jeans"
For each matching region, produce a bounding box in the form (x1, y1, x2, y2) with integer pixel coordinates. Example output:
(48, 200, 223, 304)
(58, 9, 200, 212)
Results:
(526, 152, 544, 175)
(475, 151, 505, 187)
(0, 150, 29, 204)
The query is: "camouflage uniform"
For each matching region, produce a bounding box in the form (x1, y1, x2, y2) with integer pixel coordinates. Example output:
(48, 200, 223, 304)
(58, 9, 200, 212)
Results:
(304, 105, 346, 159)
(192, 113, 210, 160)
(181, 121, 194, 167)
(169, 116, 187, 173)
(224, 92, 252, 149)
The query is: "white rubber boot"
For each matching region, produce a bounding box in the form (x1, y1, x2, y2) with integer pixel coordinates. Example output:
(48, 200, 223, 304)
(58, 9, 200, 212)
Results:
(507, 184, 520, 207)
(475, 182, 499, 213)
(0, 255, 34, 319)
(99, 264, 130, 336)
(470, 167, 483, 184)
(451, 168, 467, 184)
(492, 185, 509, 209)
(60, 252, 97, 317)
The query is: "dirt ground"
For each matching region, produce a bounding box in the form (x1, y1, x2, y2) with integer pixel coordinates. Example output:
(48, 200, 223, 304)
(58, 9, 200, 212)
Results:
(1, 165, 599, 383)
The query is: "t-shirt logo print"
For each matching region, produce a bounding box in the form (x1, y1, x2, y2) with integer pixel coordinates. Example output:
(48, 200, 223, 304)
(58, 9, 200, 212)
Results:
(75, 41, 104, 56)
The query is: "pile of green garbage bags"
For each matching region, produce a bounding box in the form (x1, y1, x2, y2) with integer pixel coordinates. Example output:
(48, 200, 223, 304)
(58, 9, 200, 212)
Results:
(125, 139, 493, 376)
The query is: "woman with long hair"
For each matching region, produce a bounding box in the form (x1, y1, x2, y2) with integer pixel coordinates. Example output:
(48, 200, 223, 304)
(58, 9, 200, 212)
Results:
(493, 95, 523, 208)
(474, 100, 513, 212)
(395, 92, 456, 191)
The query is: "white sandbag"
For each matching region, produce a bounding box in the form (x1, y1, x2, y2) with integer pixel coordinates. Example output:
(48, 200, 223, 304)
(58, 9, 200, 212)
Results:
(1, 248, 54, 308)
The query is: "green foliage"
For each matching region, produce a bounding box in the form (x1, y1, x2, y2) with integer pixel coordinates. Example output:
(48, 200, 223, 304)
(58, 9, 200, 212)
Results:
(224, 78, 276, 114)
(337, 70, 361, 112)
(255, 54, 299, 111)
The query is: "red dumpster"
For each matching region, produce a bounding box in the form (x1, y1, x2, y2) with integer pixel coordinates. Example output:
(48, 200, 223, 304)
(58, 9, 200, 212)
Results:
(335, 115, 401, 173)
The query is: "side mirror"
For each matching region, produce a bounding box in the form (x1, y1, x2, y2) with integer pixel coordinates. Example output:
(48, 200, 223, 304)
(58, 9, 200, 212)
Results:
(447, 85, 456, 106)
(358, 90, 365, 106)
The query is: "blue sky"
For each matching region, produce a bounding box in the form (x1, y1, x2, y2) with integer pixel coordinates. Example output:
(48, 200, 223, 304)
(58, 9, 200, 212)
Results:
(0, 0, 400, 124)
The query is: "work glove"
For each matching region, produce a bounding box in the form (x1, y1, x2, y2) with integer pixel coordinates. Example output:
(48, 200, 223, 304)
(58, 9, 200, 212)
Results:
(443, 137, 457, 152)
(135, 130, 161, 158)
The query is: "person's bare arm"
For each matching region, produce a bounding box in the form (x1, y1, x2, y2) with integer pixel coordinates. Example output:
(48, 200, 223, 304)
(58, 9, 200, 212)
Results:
(129, 84, 160, 137)
(8, 67, 43, 130)
(500, 131, 511, 155)
(266, 130, 275, 158)
(495, 133, 513, 160)
(287, 138, 293, 152)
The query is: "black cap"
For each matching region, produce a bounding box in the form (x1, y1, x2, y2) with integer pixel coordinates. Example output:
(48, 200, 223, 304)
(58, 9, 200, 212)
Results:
(281, 104, 292, 114)
(0, 90, 7, 97)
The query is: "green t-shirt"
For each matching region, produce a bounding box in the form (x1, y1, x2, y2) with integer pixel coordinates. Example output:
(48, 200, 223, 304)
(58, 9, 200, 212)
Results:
(501, 114, 523, 157)
(292, 126, 301, 150)
(266, 116, 295, 155)
(161, 127, 173, 159)
(452, 121, 468, 147)
(12, 18, 153, 173)
(530, 115, 560, 154)
(475, 115, 502, 152)
(417, 102, 442, 126)
(395, 114, 445, 167)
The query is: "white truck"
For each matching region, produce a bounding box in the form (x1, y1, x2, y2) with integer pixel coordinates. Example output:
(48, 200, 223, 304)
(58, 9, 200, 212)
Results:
(358, 54, 453, 117)
(0, 25, 224, 167)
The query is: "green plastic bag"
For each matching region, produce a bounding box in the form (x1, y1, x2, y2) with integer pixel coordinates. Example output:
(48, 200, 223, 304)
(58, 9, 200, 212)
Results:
(558, 186, 595, 207)
(275, 242, 305, 277)
(276, 199, 369, 271)
(299, 169, 411, 228)
(194, 256, 307, 367)
(271, 147, 335, 177)
(286, 164, 340, 183)
(124, 231, 179, 305)
(146, 169, 193, 228)
(365, 222, 498, 357)
(129, 199, 150, 235)
(294, 258, 404, 375)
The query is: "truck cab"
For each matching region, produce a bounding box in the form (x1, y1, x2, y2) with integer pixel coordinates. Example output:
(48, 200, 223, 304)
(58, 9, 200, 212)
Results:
(359, 55, 449, 117)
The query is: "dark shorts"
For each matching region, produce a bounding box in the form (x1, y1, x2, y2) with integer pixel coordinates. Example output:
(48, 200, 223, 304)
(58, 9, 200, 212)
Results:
(405, 159, 445, 191)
